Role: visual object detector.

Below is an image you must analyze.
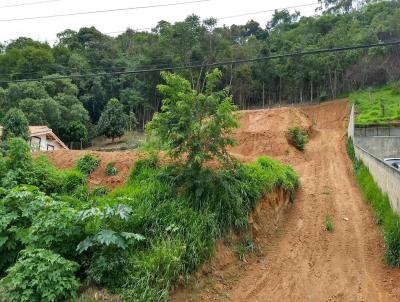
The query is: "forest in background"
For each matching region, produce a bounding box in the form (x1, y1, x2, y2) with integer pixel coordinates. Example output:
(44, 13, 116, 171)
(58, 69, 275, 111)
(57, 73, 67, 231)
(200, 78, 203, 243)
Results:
(0, 0, 399, 145)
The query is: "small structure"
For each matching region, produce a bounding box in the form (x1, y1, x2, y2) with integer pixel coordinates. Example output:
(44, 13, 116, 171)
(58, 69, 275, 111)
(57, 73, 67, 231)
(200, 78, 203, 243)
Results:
(0, 126, 68, 151)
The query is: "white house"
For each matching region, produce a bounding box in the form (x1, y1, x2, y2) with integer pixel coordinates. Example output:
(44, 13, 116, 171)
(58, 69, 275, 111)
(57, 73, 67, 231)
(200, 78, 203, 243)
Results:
(0, 126, 68, 151)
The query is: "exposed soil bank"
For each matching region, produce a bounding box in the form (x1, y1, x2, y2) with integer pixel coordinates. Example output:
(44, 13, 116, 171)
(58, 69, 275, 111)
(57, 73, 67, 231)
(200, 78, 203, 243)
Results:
(44, 150, 140, 189)
(171, 100, 400, 302)
(170, 188, 292, 302)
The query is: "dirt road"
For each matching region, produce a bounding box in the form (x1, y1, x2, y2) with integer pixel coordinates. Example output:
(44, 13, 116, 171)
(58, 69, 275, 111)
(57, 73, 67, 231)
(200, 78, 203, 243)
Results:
(173, 100, 400, 302)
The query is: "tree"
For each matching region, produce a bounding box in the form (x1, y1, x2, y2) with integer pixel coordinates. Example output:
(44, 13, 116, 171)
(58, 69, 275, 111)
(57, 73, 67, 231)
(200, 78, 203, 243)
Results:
(97, 98, 127, 142)
(147, 69, 238, 170)
(65, 121, 88, 149)
(318, 0, 357, 14)
(1, 108, 30, 141)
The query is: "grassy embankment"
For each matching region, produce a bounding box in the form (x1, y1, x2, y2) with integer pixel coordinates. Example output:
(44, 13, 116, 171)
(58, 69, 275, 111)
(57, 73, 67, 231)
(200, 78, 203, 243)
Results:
(0, 141, 299, 302)
(349, 83, 400, 126)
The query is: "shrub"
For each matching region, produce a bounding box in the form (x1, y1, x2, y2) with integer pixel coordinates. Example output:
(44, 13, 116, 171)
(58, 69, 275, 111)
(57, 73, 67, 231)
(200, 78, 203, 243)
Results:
(62, 169, 87, 193)
(0, 248, 80, 302)
(76, 204, 145, 287)
(325, 215, 334, 232)
(5, 137, 32, 171)
(30, 156, 64, 194)
(76, 154, 100, 175)
(0, 186, 44, 274)
(105, 161, 118, 176)
(288, 126, 308, 151)
(90, 186, 108, 197)
(24, 201, 84, 259)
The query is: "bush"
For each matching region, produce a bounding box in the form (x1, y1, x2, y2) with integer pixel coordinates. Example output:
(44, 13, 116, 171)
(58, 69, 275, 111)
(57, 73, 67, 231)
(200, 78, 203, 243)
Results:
(325, 215, 334, 232)
(105, 161, 118, 176)
(76, 154, 100, 175)
(288, 126, 308, 151)
(0, 186, 44, 274)
(62, 169, 87, 193)
(30, 156, 64, 194)
(0, 248, 80, 302)
(24, 201, 84, 259)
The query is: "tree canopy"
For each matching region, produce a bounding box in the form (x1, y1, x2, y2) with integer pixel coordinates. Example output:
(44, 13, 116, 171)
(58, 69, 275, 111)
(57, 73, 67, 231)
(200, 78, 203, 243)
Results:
(0, 0, 399, 145)
(97, 98, 128, 142)
(1, 109, 30, 141)
(147, 69, 238, 169)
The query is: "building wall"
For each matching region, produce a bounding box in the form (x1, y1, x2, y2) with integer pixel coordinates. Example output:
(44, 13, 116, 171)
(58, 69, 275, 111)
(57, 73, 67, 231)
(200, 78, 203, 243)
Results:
(30, 134, 47, 151)
(30, 135, 64, 151)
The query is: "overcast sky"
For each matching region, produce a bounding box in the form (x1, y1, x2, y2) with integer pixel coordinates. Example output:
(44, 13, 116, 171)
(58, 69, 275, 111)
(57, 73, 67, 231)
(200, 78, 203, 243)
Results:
(0, 0, 319, 44)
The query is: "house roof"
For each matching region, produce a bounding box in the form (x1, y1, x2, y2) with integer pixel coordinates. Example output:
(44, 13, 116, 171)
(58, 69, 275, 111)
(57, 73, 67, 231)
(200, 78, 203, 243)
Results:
(0, 125, 68, 150)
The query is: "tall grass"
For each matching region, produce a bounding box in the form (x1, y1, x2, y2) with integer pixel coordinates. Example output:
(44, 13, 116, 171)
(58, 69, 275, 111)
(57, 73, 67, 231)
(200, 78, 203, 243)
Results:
(347, 138, 400, 265)
(94, 156, 299, 301)
(0, 144, 299, 302)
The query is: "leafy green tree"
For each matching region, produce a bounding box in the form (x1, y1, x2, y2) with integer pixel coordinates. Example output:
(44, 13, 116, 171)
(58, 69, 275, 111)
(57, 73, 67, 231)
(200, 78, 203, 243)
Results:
(318, 0, 355, 14)
(1, 108, 30, 141)
(97, 98, 127, 142)
(66, 121, 88, 144)
(19, 98, 45, 125)
(147, 69, 238, 169)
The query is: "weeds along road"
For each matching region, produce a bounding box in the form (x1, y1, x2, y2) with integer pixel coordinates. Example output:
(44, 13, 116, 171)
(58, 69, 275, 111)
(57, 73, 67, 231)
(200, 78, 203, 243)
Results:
(173, 100, 400, 302)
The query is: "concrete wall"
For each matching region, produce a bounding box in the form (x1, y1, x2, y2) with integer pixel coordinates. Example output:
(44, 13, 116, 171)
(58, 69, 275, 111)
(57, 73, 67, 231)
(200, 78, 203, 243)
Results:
(348, 104, 355, 139)
(355, 136, 400, 159)
(355, 127, 400, 137)
(354, 145, 400, 213)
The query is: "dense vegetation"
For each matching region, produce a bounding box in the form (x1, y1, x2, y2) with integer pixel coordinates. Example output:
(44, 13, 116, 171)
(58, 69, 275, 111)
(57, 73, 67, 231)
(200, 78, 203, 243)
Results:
(347, 138, 400, 266)
(350, 83, 400, 126)
(0, 0, 399, 146)
(0, 141, 299, 301)
(0, 69, 299, 301)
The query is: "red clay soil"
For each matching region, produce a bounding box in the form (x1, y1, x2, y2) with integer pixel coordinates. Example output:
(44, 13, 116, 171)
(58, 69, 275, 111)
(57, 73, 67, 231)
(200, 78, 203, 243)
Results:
(45, 150, 140, 189)
(47, 100, 400, 301)
(170, 100, 400, 302)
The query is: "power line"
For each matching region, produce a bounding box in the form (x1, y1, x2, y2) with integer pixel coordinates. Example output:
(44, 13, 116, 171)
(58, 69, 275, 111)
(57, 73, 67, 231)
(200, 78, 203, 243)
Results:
(219, 3, 318, 20)
(1, 41, 399, 84)
(0, 0, 211, 22)
(32, 2, 320, 43)
(0, 0, 61, 9)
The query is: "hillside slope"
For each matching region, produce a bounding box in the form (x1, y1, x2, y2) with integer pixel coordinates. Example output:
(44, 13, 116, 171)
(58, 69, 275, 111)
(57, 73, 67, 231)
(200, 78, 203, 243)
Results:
(171, 100, 400, 302)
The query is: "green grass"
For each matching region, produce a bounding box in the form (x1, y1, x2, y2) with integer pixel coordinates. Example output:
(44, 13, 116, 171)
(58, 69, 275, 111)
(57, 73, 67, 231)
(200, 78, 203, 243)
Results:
(347, 138, 400, 266)
(0, 143, 300, 302)
(325, 215, 334, 232)
(349, 84, 400, 126)
(101, 156, 299, 300)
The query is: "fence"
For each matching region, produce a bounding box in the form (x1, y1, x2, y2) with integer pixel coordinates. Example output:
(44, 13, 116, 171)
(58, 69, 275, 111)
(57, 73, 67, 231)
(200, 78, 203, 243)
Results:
(355, 126, 400, 137)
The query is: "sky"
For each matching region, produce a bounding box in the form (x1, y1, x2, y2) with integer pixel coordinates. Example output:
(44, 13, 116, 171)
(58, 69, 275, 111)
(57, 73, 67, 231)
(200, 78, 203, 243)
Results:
(0, 0, 320, 44)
